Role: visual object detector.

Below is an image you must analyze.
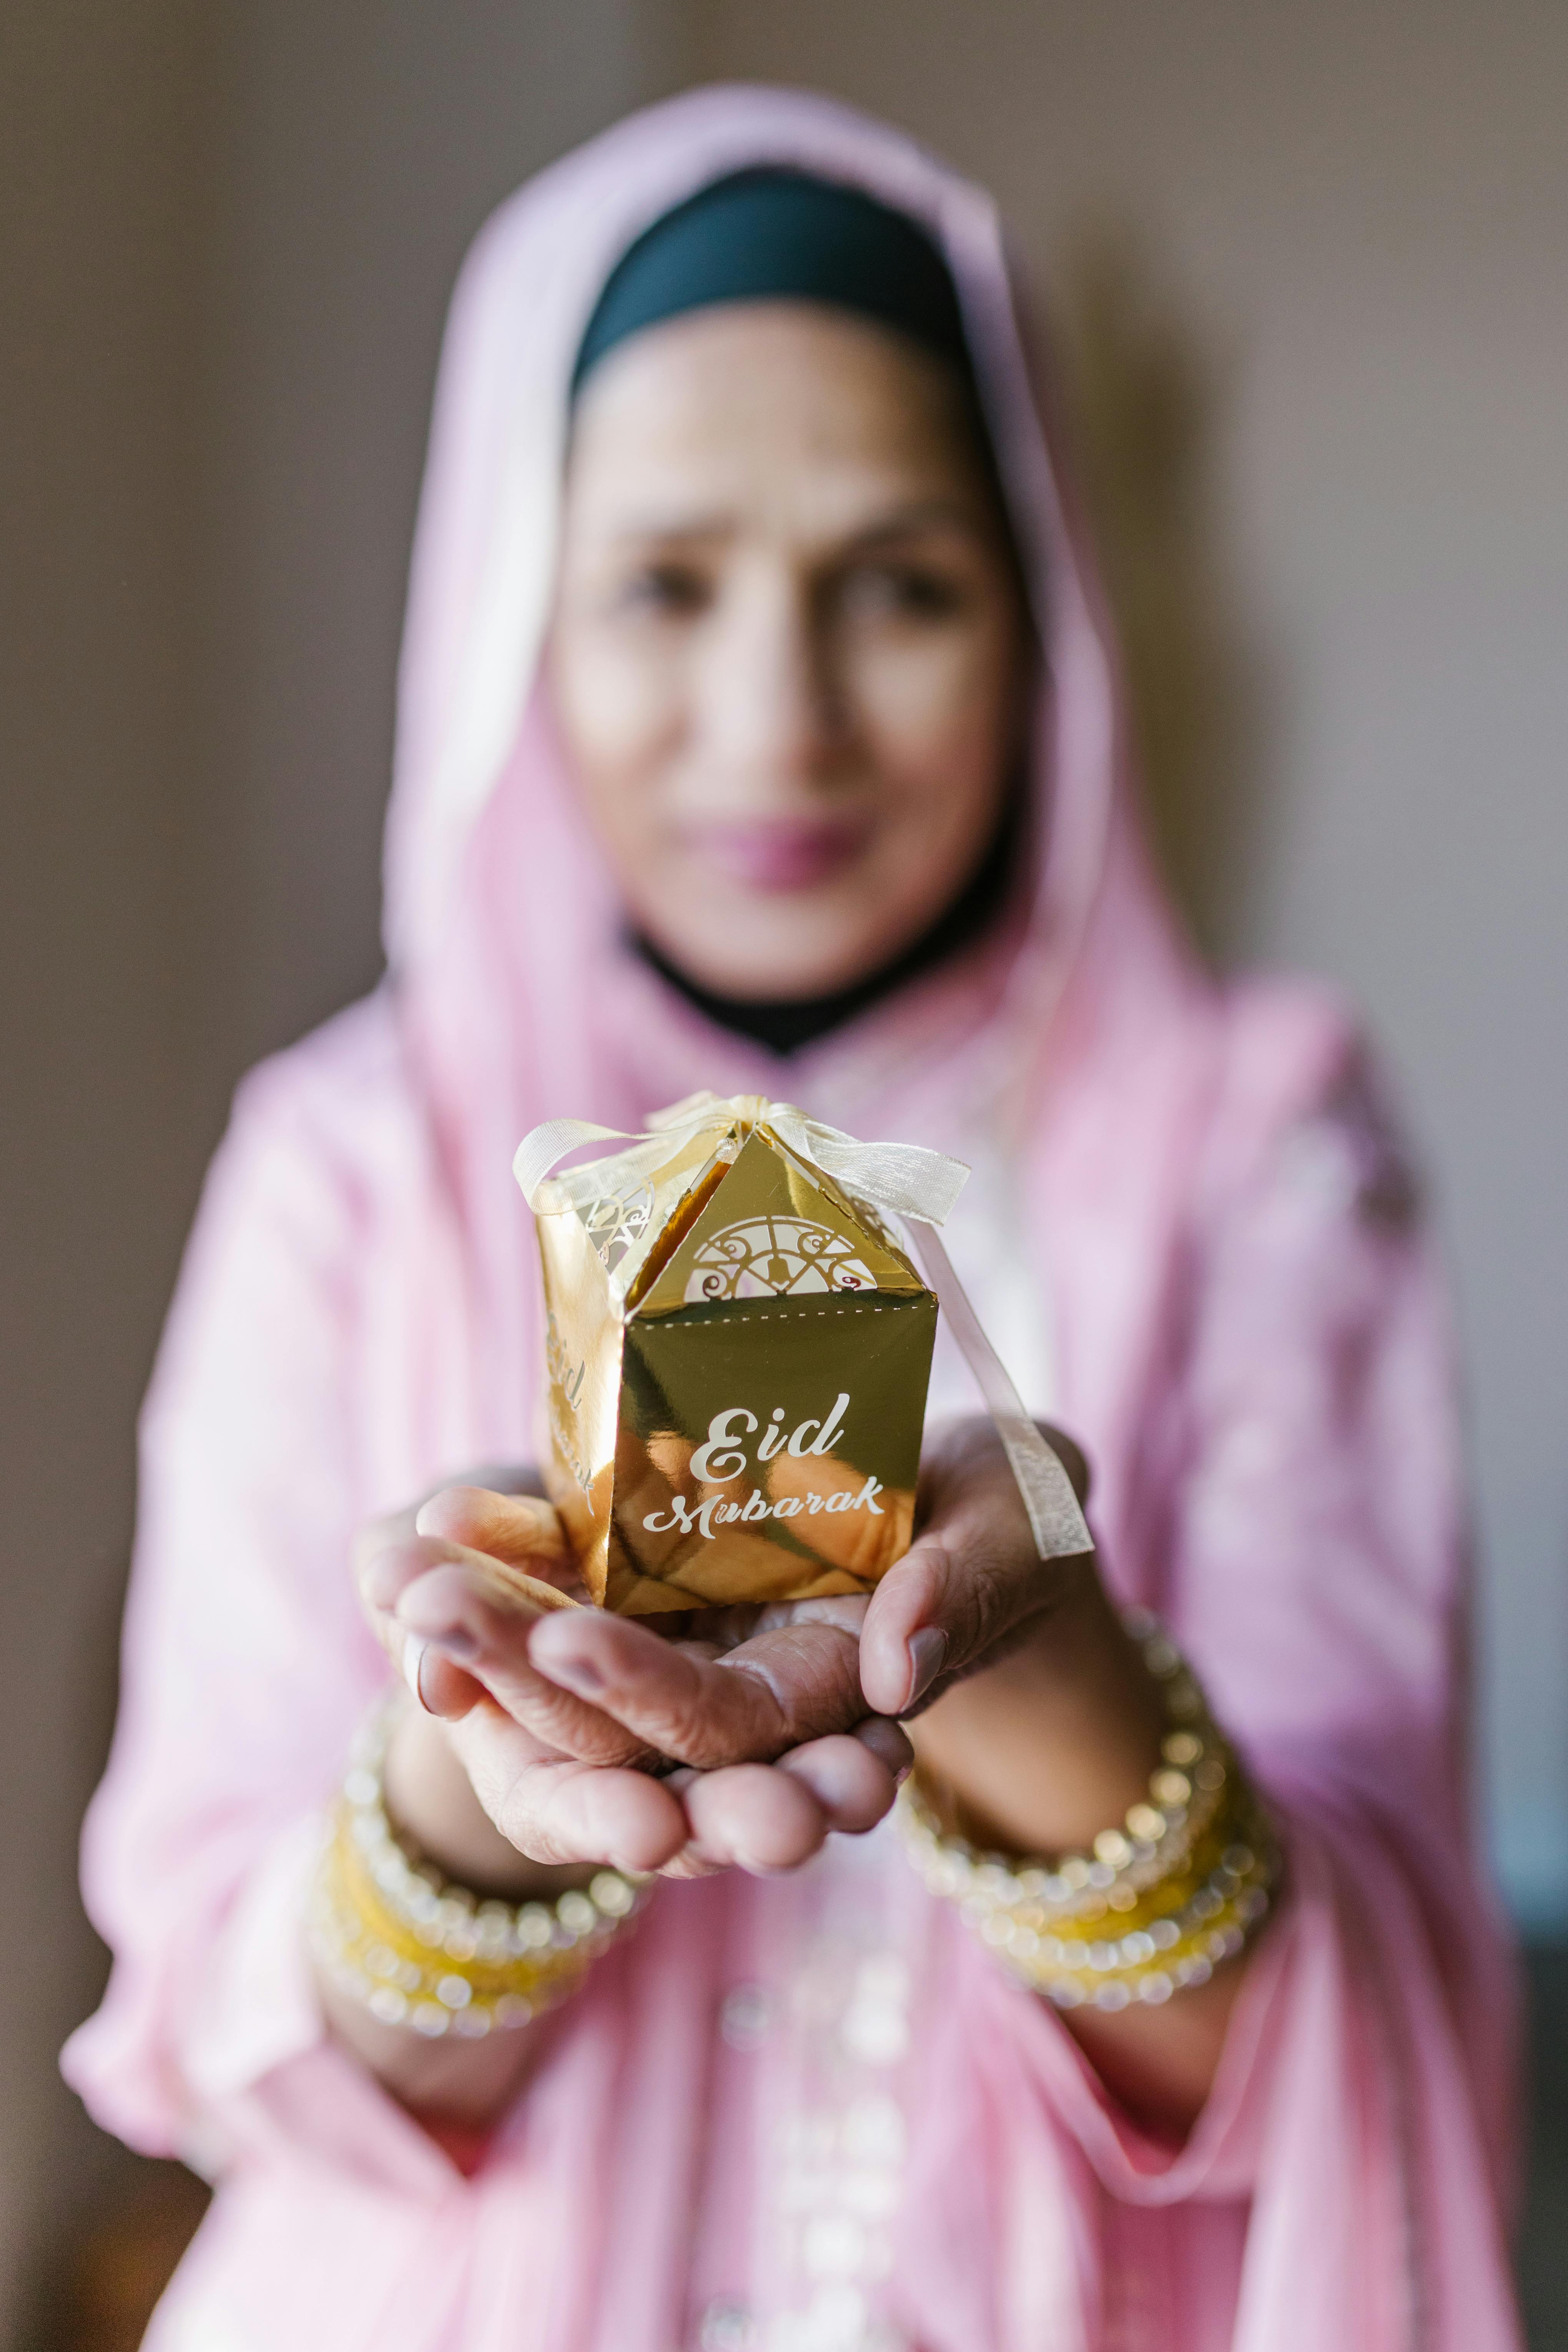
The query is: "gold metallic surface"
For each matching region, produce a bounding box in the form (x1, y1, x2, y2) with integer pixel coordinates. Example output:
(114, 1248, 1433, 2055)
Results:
(533, 1106, 937, 1612)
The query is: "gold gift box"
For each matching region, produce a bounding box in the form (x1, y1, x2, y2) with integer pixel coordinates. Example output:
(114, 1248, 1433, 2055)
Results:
(526, 1097, 938, 1615)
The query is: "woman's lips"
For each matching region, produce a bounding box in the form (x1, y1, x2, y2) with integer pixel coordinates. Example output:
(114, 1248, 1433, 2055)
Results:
(682, 818, 871, 892)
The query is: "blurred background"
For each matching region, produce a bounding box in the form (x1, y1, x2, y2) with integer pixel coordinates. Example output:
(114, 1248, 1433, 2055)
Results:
(3, 2, 1565, 2341)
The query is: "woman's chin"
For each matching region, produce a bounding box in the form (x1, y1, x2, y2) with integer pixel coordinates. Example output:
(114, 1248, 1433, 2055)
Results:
(640, 907, 904, 1006)
(628, 859, 919, 1005)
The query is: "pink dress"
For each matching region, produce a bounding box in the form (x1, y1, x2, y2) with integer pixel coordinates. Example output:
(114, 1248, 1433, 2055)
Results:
(64, 86, 1522, 2352)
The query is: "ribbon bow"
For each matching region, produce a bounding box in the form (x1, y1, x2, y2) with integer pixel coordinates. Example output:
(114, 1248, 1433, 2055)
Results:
(514, 1092, 1091, 1563)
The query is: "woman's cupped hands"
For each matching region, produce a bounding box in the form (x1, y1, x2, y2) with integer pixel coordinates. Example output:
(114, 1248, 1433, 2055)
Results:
(355, 1416, 1089, 1882)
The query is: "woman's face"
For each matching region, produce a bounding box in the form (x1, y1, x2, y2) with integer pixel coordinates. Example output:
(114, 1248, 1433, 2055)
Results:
(547, 302, 1031, 1002)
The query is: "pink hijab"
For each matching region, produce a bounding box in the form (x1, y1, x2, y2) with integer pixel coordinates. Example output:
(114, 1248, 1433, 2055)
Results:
(66, 86, 1521, 2351)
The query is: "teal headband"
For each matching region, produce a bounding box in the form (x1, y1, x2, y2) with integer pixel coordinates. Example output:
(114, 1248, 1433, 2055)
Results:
(571, 167, 979, 396)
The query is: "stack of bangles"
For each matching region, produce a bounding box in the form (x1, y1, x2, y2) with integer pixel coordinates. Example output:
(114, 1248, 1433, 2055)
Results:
(896, 1611, 1281, 2011)
(309, 1701, 648, 2038)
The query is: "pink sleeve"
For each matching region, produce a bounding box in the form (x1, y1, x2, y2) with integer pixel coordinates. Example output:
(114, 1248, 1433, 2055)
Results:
(1174, 1023, 1518, 2176)
(973, 1018, 1521, 2344)
(60, 1053, 446, 2189)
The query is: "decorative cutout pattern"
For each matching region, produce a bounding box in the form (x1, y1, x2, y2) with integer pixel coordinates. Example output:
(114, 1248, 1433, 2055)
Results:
(683, 1217, 877, 1304)
(582, 1179, 654, 1274)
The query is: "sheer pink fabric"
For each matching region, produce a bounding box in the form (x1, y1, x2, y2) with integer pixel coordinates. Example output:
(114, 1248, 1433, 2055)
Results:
(65, 86, 1521, 2351)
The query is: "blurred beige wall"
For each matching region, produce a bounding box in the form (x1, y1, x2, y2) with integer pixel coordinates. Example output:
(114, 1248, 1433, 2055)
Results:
(687, 0, 1568, 1918)
(0, 3, 662, 2335)
(207, 0, 679, 1066)
(3, 0, 1565, 2336)
(0, 5, 219, 2329)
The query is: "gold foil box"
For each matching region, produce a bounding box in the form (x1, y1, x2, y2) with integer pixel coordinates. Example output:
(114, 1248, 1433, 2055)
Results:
(521, 1097, 940, 1615)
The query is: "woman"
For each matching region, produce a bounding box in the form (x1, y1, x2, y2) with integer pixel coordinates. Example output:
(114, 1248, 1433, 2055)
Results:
(65, 86, 1520, 2351)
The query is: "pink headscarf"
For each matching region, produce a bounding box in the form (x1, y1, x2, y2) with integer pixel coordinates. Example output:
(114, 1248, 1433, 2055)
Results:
(383, 85, 1207, 1542)
(66, 86, 1521, 2351)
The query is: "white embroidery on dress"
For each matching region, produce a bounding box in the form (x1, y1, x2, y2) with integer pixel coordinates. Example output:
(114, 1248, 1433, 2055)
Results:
(759, 1842, 917, 2352)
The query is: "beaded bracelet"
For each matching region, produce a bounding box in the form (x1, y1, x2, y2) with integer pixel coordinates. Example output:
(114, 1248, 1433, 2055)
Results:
(896, 1619, 1280, 2011)
(901, 1613, 1228, 1915)
(309, 1700, 646, 2038)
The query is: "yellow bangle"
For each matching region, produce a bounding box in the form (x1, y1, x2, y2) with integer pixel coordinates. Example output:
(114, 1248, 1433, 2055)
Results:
(309, 1700, 647, 2038)
(896, 1623, 1281, 2012)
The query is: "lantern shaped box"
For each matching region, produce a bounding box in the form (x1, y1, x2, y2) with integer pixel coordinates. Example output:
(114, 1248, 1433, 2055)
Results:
(520, 1095, 941, 1615)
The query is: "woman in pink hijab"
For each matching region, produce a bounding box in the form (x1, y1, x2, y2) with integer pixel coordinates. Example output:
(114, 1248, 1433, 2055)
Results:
(65, 86, 1521, 2352)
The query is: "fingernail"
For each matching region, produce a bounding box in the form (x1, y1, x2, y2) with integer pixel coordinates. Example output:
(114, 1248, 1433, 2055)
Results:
(855, 1717, 915, 1778)
(404, 1618, 479, 1662)
(906, 1627, 948, 1709)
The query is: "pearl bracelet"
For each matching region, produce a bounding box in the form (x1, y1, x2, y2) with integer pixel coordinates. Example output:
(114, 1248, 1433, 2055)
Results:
(309, 1700, 646, 2038)
(896, 1618, 1280, 2010)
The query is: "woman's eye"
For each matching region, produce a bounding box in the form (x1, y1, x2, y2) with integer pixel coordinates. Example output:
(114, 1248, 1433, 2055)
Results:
(835, 563, 969, 622)
(617, 562, 711, 618)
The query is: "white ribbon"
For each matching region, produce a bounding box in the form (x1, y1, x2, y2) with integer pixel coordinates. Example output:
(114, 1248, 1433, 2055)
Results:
(514, 1093, 1091, 1562)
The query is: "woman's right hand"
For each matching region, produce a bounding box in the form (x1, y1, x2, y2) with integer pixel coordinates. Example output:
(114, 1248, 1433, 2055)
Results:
(354, 1478, 911, 1887)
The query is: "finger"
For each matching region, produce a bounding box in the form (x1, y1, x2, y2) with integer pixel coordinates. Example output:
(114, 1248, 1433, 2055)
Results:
(860, 1415, 1101, 1719)
(1046, 1423, 1092, 1508)
(350, 1468, 571, 1618)
(416, 1486, 572, 1575)
(360, 1533, 444, 1621)
(449, 1702, 688, 1872)
(364, 1527, 577, 1622)
(641, 1770, 728, 1881)
(681, 1762, 828, 1875)
(356, 1537, 488, 1720)
(778, 1731, 905, 1833)
(351, 1503, 419, 1594)
(408, 1641, 487, 1722)
(858, 1541, 954, 1717)
(679, 1592, 870, 1654)
(527, 1606, 866, 1768)
(860, 1521, 1064, 1719)
(852, 1715, 915, 1780)
(357, 1534, 543, 1679)
(394, 1566, 652, 1767)
(915, 1413, 1091, 1514)
(354, 1495, 573, 1717)
(353, 1520, 420, 1654)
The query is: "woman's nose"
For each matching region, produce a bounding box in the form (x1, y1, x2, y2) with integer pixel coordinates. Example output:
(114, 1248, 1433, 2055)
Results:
(695, 568, 842, 788)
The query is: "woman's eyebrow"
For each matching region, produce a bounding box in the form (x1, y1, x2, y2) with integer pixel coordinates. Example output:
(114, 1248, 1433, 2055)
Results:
(606, 496, 989, 550)
(607, 511, 734, 546)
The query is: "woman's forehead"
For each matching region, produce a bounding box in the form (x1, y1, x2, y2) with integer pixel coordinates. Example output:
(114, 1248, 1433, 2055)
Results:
(564, 303, 993, 536)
